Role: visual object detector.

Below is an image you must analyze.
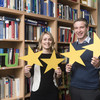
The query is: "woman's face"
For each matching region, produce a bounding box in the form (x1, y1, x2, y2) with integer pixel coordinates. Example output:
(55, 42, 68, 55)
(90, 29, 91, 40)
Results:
(41, 34, 52, 51)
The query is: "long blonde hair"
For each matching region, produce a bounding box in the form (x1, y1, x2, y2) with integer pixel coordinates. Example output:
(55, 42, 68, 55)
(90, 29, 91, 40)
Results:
(38, 31, 55, 52)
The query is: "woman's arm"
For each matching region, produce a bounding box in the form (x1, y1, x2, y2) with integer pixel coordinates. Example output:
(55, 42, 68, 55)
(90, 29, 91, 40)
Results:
(55, 67, 62, 78)
(24, 65, 32, 78)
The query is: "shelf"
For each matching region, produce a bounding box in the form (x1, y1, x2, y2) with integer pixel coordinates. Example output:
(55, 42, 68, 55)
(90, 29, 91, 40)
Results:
(25, 93, 31, 98)
(0, 7, 23, 17)
(58, 85, 67, 90)
(58, 0, 79, 6)
(25, 40, 39, 43)
(24, 12, 56, 21)
(89, 24, 97, 28)
(1, 96, 23, 100)
(0, 39, 23, 42)
(58, 42, 70, 44)
(80, 3, 96, 11)
(0, 66, 23, 70)
(58, 18, 73, 24)
(57, 19, 73, 26)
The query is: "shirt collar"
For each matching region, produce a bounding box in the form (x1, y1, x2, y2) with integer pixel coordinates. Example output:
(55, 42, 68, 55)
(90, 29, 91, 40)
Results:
(77, 36, 91, 44)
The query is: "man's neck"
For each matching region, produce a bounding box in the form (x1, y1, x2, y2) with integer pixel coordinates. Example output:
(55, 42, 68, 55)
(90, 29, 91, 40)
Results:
(78, 35, 88, 44)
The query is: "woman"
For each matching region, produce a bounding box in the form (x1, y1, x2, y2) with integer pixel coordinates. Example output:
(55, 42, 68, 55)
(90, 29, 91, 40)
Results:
(24, 31, 62, 100)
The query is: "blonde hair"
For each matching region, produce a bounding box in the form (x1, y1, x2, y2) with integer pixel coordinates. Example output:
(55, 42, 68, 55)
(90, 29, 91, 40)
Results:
(38, 31, 55, 52)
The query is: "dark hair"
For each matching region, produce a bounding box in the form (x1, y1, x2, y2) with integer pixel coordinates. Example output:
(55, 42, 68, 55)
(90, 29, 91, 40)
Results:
(73, 18, 88, 28)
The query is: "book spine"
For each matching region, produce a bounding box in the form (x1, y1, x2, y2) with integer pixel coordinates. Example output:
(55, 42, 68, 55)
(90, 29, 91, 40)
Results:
(5, 20, 9, 39)
(11, 21, 15, 39)
(0, 0, 4, 7)
(0, 21, 4, 39)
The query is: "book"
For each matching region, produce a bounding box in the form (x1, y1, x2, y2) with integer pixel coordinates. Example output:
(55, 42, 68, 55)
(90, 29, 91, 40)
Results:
(0, 0, 4, 7)
(2, 16, 20, 22)
(48, 0, 54, 17)
(11, 21, 15, 39)
(81, 0, 88, 5)
(15, 78, 20, 97)
(25, 19, 37, 26)
(15, 21, 19, 40)
(4, 78, 9, 98)
(0, 21, 4, 39)
(1, 77, 6, 99)
(40, 0, 44, 15)
(5, 20, 9, 39)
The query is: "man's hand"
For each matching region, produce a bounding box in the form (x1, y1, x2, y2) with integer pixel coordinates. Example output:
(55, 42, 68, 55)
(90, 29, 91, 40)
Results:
(91, 57, 100, 68)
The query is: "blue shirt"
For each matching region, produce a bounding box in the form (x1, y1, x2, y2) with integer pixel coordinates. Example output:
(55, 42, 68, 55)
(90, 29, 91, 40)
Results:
(70, 37, 100, 89)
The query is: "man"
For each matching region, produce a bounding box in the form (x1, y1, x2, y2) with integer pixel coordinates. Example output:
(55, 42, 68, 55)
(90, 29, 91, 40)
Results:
(66, 18, 100, 100)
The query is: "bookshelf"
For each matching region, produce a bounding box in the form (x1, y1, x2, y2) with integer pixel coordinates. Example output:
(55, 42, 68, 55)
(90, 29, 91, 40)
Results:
(0, 0, 98, 100)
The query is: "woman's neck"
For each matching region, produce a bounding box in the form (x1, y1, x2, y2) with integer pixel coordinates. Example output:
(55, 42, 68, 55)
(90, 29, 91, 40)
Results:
(42, 49, 51, 54)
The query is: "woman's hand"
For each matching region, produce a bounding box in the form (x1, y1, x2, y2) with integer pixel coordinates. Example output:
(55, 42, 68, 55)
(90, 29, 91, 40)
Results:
(55, 67, 62, 78)
(66, 64, 72, 72)
(24, 65, 31, 77)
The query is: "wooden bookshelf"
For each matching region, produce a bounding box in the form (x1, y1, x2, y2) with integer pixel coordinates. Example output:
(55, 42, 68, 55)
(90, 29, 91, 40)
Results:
(0, 0, 98, 100)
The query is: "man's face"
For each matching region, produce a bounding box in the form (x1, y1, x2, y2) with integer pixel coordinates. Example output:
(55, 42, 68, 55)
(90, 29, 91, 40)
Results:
(74, 21, 89, 41)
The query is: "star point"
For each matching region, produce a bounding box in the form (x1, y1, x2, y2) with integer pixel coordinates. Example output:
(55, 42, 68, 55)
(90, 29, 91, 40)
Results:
(41, 50, 64, 73)
(83, 33, 100, 57)
(19, 45, 42, 66)
(60, 43, 86, 66)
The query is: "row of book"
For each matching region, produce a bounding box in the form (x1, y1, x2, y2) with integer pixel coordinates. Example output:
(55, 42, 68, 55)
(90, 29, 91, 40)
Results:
(0, 76, 20, 99)
(25, 0, 55, 17)
(0, 48, 19, 67)
(0, 0, 23, 11)
(25, 19, 51, 41)
(25, 44, 38, 54)
(57, 3, 78, 21)
(80, 0, 97, 8)
(25, 77, 32, 94)
(58, 26, 95, 43)
(58, 26, 75, 43)
(80, 9, 95, 25)
(58, 45, 69, 64)
(0, 16, 20, 40)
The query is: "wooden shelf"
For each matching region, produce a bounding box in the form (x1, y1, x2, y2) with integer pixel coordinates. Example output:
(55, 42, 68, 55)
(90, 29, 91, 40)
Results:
(25, 93, 31, 98)
(24, 12, 56, 21)
(0, 39, 23, 42)
(58, 85, 67, 90)
(0, 66, 23, 70)
(1, 96, 23, 100)
(57, 42, 70, 44)
(0, 7, 23, 16)
(25, 40, 39, 43)
(89, 24, 97, 28)
(57, 19, 73, 24)
(58, 0, 79, 6)
(80, 3, 96, 11)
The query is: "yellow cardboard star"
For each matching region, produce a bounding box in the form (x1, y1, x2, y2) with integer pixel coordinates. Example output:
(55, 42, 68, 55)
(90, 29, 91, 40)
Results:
(60, 43, 86, 66)
(19, 45, 42, 66)
(83, 33, 100, 57)
(41, 50, 64, 73)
